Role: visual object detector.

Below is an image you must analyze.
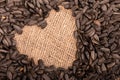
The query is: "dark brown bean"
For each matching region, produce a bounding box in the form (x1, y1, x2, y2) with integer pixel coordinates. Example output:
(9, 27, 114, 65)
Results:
(94, 20, 101, 26)
(101, 4, 108, 11)
(100, 0, 110, 4)
(65, 74, 69, 80)
(112, 54, 120, 59)
(98, 57, 105, 64)
(92, 34, 99, 44)
(91, 51, 96, 60)
(21, 59, 29, 64)
(37, 20, 47, 29)
(75, 12, 82, 19)
(13, 24, 23, 34)
(0, 49, 8, 53)
(43, 0, 49, 5)
(27, 2, 35, 9)
(42, 74, 51, 80)
(101, 64, 107, 71)
(86, 27, 96, 37)
(107, 62, 115, 69)
(7, 71, 12, 80)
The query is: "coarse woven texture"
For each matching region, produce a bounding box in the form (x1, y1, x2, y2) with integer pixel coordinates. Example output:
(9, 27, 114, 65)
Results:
(15, 6, 76, 68)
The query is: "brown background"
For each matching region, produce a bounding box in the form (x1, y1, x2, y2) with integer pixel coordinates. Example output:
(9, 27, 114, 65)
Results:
(15, 6, 76, 68)
(14, 6, 120, 80)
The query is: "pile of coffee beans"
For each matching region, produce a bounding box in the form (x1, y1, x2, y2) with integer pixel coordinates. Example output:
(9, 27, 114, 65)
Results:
(0, 0, 120, 80)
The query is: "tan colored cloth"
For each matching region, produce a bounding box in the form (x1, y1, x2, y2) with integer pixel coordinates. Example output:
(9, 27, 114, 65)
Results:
(15, 7, 76, 68)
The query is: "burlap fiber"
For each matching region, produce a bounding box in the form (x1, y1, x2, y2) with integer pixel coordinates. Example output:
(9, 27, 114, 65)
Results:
(15, 7, 76, 68)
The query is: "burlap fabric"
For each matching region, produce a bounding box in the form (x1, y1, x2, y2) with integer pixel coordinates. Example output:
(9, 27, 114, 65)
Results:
(15, 6, 76, 68)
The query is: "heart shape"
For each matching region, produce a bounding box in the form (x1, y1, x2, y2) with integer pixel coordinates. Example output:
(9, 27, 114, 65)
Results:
(0, 0, 120, 80)
(15, 7, 76, 68)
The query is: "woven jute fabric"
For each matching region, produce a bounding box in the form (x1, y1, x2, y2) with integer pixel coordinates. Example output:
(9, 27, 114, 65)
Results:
(15, 7, 76, 68)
